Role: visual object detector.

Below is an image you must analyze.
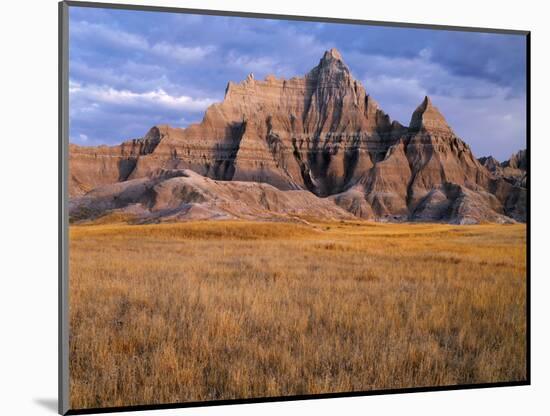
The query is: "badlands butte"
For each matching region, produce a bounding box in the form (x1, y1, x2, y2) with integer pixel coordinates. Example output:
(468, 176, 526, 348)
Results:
(69, 48, 527, 224)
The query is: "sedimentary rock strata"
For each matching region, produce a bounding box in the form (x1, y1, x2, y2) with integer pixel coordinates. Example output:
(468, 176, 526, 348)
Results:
(69, 48, 527, 224)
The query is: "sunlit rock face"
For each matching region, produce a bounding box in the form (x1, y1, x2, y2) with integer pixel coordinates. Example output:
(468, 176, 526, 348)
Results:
(69, 48, 526, 223)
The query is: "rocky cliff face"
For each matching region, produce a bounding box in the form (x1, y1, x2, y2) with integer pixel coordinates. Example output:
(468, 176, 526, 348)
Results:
(69, 48, 527, 224)
(69, 126, 163, 196)
(479, 149, 527, 188)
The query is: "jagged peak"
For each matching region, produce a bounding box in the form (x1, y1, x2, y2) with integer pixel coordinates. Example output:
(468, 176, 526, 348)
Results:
(478, 155, 502, 173)
(479, 155, 501, 165)
(502, 148, 527, 170)
(416, 95, 434, 111)
(322, 48, 343, 62)
(312, 48, 350, 75)
(409, 96, 453, 135)
(410, 96, 436, 116)
(224, 73, 255, 98)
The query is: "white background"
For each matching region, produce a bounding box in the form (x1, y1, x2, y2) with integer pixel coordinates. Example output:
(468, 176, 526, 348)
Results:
(1, 0, 548, 414)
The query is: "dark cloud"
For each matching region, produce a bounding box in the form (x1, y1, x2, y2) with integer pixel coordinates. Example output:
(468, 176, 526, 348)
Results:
(68, 6, 527, 160)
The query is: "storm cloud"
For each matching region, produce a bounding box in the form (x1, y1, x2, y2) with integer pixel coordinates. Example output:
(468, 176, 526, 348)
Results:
(69, 7, 526, 160)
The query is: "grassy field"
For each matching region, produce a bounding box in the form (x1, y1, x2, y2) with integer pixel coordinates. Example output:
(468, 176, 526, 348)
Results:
(69, 220, 527, 409)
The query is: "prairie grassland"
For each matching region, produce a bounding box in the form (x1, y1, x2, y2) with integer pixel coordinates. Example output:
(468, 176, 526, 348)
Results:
(69, 220, 527, 409)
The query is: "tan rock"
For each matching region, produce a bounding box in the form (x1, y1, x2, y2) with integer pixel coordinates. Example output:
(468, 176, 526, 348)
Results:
(69, 49, 527, 224)
(69, 169, 357, 223)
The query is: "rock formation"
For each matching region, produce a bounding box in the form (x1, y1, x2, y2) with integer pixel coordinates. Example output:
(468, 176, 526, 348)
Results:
(503, 149, 527, 170)
(70, 169, 357, 223)
(479, 149, 527, 188)
(478, 155, 503, 176)
(69, 48, 527, 224)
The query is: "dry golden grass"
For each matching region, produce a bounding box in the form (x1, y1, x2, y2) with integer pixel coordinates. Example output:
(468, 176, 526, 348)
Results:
(69, 220, 527, 409)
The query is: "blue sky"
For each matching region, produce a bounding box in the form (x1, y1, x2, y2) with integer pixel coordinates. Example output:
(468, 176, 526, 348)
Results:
(68, 6, 527, 161)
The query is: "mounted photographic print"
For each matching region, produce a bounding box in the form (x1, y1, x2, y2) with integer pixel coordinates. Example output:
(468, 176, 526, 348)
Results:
(59, 1, 530, 414)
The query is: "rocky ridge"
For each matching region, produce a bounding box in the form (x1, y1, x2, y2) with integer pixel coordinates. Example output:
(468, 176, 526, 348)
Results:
(69, 48, 527, 224)
(479, 149, 527, 188)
